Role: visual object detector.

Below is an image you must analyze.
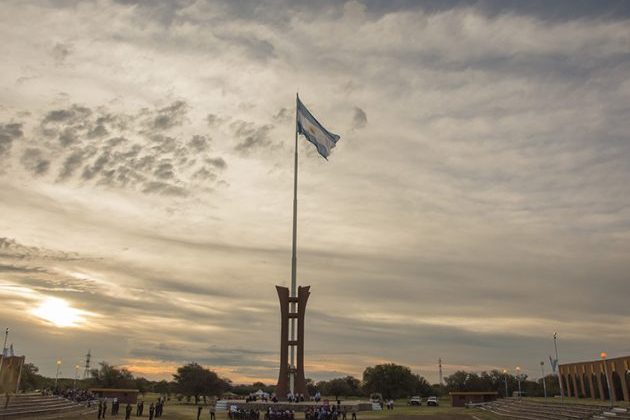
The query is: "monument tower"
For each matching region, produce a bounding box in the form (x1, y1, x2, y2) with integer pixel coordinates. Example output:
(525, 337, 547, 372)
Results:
(275, 95, 341, 399)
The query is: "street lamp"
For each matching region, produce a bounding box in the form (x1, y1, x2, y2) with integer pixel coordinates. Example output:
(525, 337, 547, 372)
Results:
(516, 367, 522, 399)
(55, 360, 62, 389)
(502, 369, 509, 398)
(554, 332, 563, 403)
(74, 365, 80, 389)
(601, 352, 614, 409)
(540, 361, 547, 399)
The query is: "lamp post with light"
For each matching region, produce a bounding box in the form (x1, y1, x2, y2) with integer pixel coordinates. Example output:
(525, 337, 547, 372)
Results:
(74, 364, 80, 389)
(55, 360, 61, 389)
(540, 361, 547, 399)
(601, 352, 614, 409)
(502, 369, 509, 398)
(516, 367, 522, 399)
(554, 332, 563, 403)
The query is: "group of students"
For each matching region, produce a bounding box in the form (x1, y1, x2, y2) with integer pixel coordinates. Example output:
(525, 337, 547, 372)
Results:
(96, 397, 165, 420)
(265, 407, 296, 420)
(285, 393, 307, 403)
(96, 399, 131, 419)
(304, 405, 356, 420)
(227, 407, 262, 420)
(382, 400, 395, 410)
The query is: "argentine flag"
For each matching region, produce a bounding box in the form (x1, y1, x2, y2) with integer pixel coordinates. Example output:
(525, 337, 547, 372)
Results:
(297, 96, 341, 159)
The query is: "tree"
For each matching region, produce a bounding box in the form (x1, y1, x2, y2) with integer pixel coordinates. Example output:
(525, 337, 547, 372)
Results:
(134, 377, 151, 395)
(362, 363, 430, 399)
(325, 378, 352, 400)
(20, 363, 50, 391)
(154, 380, 174, 396)
(306, 378, 317, 396)
(90, 362, 135, 389)
(343, 376, 362, 396)
(173, 363, 229, 405)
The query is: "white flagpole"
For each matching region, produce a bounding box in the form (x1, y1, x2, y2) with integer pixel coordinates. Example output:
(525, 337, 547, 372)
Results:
(289, 93, 299, 395)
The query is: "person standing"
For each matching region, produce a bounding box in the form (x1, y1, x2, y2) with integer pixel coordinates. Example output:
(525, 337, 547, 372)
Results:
(149, 403, 155, 420)
(97, 400, 103, 419)
(125, 403, 132, 420)
(102, 400, 108, 418)
(197, 405, 203, 420)
(209, 404, 216, 420)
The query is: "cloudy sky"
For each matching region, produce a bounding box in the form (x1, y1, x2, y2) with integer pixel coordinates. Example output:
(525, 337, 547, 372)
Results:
(1, 0, 630, 385)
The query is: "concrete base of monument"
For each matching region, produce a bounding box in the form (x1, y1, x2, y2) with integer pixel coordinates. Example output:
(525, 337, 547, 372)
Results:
(217, 400, 375, 412)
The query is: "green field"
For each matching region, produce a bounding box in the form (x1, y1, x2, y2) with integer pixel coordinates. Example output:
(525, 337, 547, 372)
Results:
(64, 395, 499, 420)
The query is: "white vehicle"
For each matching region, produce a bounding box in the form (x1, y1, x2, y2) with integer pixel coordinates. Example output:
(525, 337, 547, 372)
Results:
(408, 396, 422, 406)
(426, 396, 439, 407)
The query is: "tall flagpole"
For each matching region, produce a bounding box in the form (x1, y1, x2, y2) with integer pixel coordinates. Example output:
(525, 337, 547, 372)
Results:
(289, 93, 299, 395)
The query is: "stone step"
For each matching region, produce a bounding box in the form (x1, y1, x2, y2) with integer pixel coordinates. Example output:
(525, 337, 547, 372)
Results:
(0, 404, 88, 419)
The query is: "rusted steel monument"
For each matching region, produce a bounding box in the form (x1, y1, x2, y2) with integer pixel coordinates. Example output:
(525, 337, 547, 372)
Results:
(275, 285, 310, 398)
(275, 95, 340, 399)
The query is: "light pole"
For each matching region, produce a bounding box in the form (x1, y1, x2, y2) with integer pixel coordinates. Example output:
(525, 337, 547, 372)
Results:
(74, 365, 80, 389)
(516, 367, 522, 399)
(0, 328, 7, 379)
(2, 328, 8, 354)
(554, 332, 563, 403)
(55, 360, 61, 389)
(503, 369, 509, 398)
(601, 352, 614, 409)
(540, 361, 547, 399)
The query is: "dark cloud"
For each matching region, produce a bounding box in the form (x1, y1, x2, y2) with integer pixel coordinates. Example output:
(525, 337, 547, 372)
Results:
(206, 157, 226, 169)
(188, 134, 210, 152)
(150, 100, 188, 130)
(142, 181, 188, 196)
(206, 114, 220, 127)
(42, 104, 91, 125)
(272, 107, 291, 123)
(5, 102, 228, 196)
(231, 120, 275, 155)
(20, 148, 51, 176)
(58, 150, 85, 180)
(81, 151, 110, 180)
(58, 127, 78, 146)
(51, 42, 72, 65)
(214, 32, 276, 61)
(360, 0, 630, 21)
(0, 237, 81, 261)
(352, 106, 367, 129)
(0, 122, 23, 157)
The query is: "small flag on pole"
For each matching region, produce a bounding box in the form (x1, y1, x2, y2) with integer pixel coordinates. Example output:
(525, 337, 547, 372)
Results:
(296, 96, 341, 159)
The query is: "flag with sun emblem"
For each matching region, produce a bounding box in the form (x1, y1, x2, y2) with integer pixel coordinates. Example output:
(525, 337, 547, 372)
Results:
(296, 96, 341, 159)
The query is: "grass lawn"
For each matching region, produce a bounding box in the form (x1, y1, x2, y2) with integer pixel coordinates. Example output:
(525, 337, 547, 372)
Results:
(62, 395, 498, 420)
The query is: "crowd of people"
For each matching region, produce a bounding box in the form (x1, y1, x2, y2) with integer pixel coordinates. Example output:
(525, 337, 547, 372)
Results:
(304, 405, 356, 420)
(47, 387, 94, 403)
(95, 397, 164, 419)
(265, 407, 295, 420)
(228, 407, 262, 420)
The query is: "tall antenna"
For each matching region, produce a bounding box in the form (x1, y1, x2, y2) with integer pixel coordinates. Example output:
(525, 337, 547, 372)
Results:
(438, 358, 444, 387)
(83, 349, 91, 379)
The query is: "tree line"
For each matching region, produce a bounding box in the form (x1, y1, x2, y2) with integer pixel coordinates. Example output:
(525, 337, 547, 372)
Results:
(20, 361, 559, 402)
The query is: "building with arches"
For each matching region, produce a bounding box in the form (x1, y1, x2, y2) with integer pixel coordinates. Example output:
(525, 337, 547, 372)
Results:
(558, 355, 630, 403)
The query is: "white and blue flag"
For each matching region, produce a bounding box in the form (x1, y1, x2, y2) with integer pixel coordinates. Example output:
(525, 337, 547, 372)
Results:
(297, 96, 341, 159)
